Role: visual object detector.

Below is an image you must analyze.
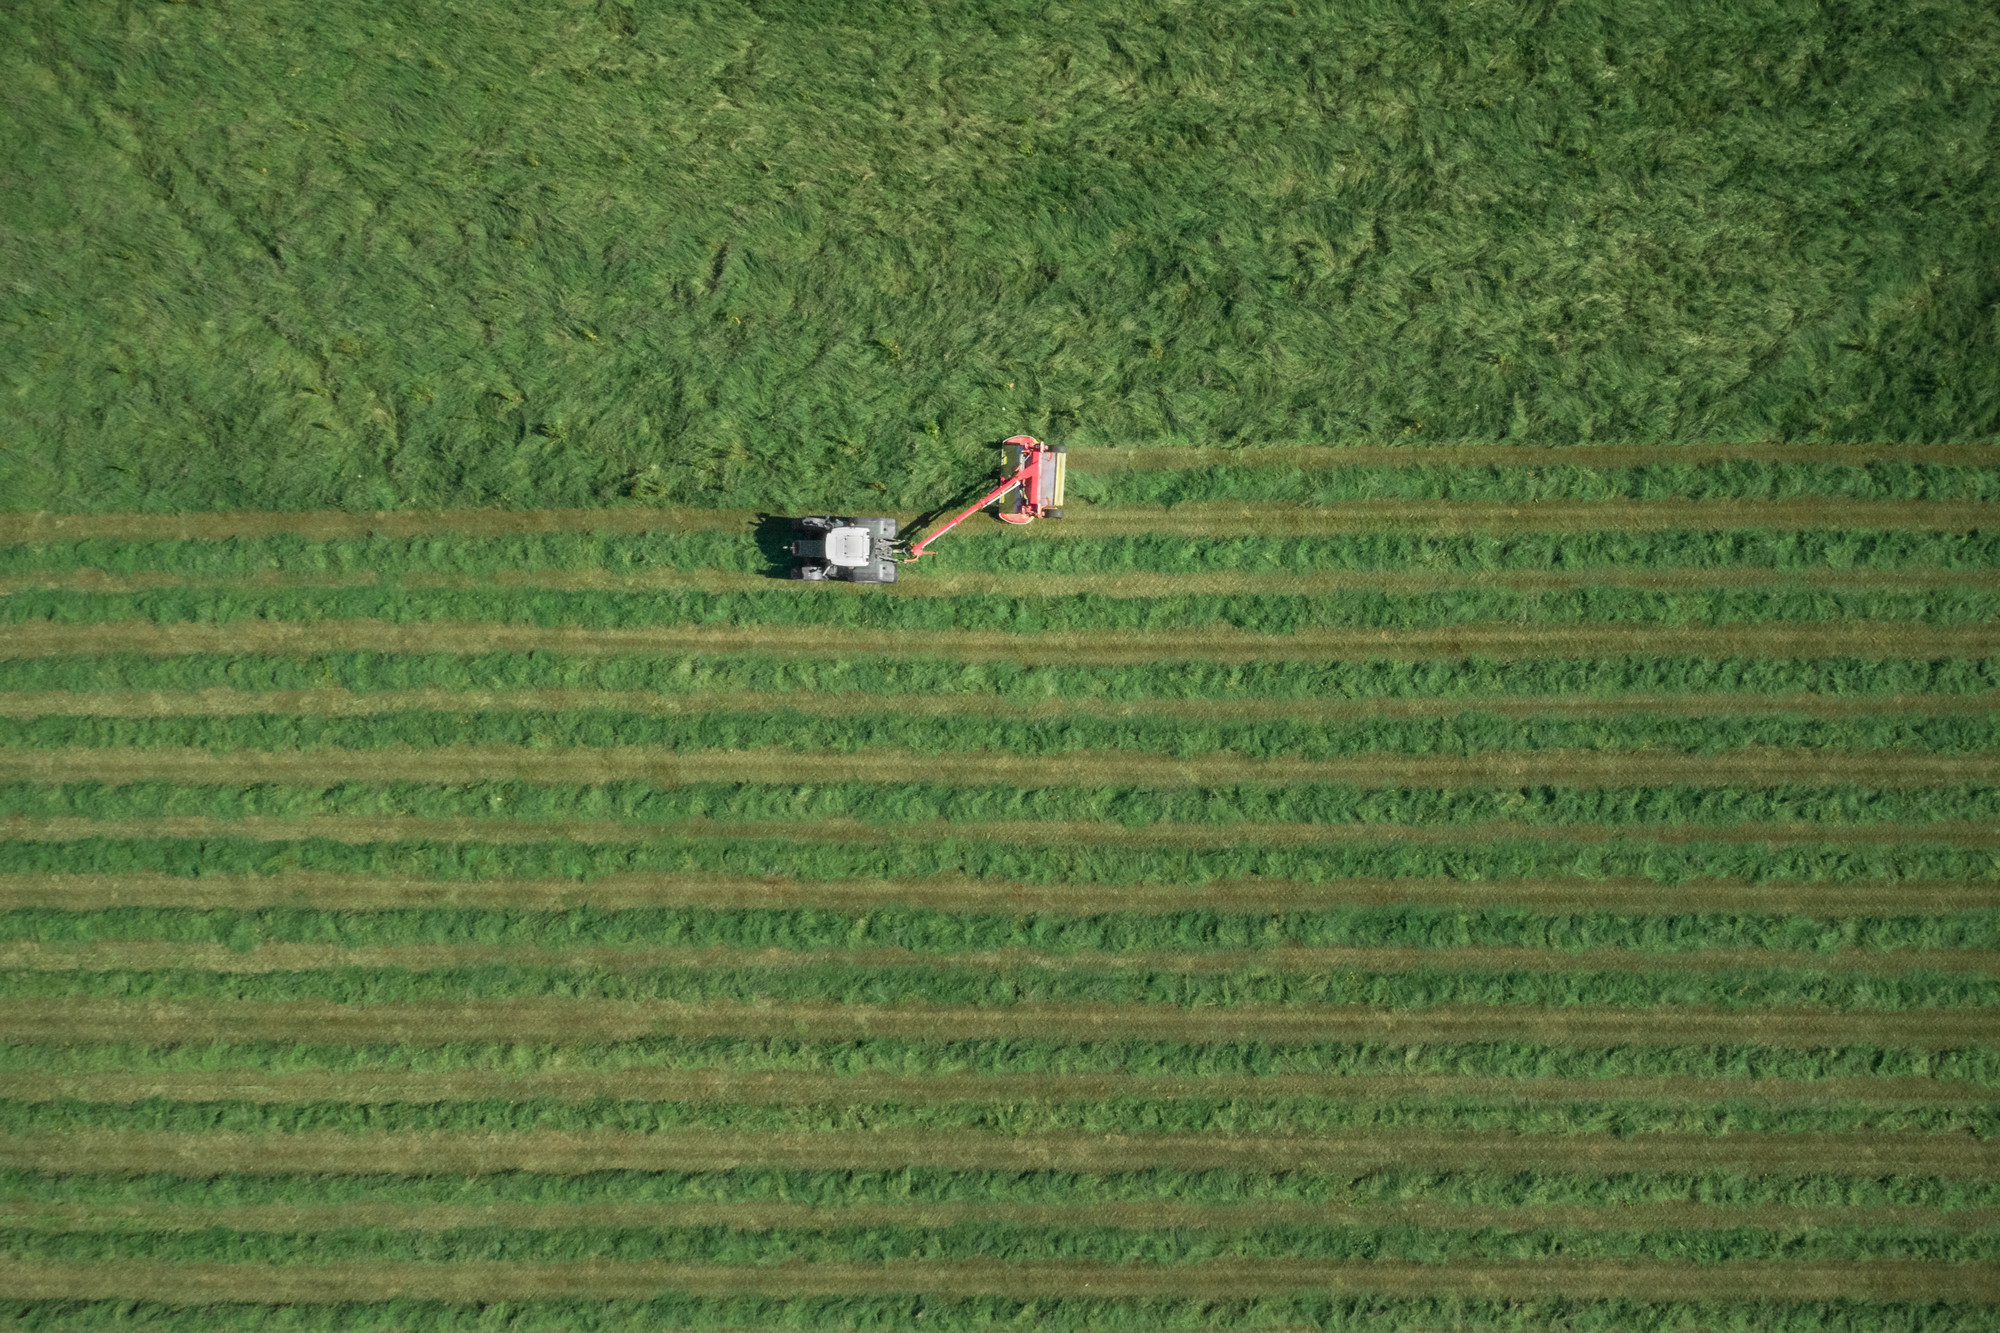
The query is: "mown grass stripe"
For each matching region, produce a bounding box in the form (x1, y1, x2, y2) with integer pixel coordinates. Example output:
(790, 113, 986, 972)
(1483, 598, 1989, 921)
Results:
(5, 1000, 1990, 1050)
(11, 498, 1995, 546)
(2, 688, 1995, 722)
(5, 745, 1992, 788)
(0, 1256, 1991, 1302)
(8, 1070, 1985, 1108)
(10, 816, 1996, 851)
(6, 1200, 1994, 1235)
(4, 1128, 1990, 1178)
(5, 872, 1989, 915)
(5, 941, 1992, 977)
(11, 620, 1994, 663)
(10, 566, 2000, 600)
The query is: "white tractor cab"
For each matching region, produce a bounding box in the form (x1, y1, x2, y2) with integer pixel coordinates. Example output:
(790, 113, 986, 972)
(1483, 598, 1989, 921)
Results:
(789, 515, 898, 583)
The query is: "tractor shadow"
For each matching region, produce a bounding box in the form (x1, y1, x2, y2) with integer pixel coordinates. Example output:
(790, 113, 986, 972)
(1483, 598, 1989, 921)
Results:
(751, 513, 799, 580)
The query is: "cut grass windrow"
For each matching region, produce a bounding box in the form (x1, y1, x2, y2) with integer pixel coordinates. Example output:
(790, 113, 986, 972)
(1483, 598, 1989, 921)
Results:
(4, 1000, 1991, 1051)
(11, 816, 1996, 852)
(10, 498, 1995, 546)
(2, 688, 1994, 723)
(0, 1256, 1990, 1303)
(7, 1199, 1994, 1236)
(5, 941, 1993, 979)
(9, 566, 1999, 601)
(7, 1070, 1987, 1109)
(10, 620, 1995, 664)
(5, 872, 1992, 916)
(4, 1128, 1992, 1179)
(5, 745, 1992, 789)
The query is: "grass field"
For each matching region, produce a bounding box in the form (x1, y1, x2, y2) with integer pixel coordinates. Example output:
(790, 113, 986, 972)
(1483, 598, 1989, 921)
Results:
(4, 0, 2000, 1329)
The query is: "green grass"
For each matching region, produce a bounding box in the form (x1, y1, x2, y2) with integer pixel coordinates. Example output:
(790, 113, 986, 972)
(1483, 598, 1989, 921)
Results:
(12, 896, 1994, 952)
(9, 779, 1998, 834)
(9, 584, 1994, 634)
(9, 530, 2000, 580)
(2, 651, 1992, 702)
(0, 1299, 1978, 1333)
(7, 832, 1992, 889)
(5, 0, 1997, 513)
(8, 1037, 1991, 1087)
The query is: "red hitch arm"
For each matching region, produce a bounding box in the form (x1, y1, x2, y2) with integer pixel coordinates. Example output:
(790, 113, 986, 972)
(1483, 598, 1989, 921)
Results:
(902, 471, 1028, 563)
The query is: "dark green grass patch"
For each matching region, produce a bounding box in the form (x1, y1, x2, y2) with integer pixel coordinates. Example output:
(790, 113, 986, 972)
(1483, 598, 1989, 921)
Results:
(1090, 462, 2000, 507)
(4, 0, 1994, 512)
(8, 833, 1998, 891)
(6, 652, 1991, 704)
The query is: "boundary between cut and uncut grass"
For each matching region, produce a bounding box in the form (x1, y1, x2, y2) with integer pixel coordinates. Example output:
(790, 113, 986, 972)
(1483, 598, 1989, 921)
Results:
(4, 999, 1992, 1050)
(4, 872, 1993, 915)
(1064, 443, 2000, 471)
(9, 620, 1996, 663)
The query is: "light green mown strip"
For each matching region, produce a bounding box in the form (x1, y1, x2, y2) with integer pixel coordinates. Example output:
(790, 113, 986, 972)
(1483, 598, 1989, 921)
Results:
(2, 688, 1994, 721)
(10, 816, 1995, 852)
(3, 872, 1991, 915)
(10, 620, 1992, 663)
(3, 999, 1990, 1050)
(4, 745, 1992, 788)
(6, 941, 1991, 977)
(5, 1199, 1993, 1235)
(0, 1256, 1990, 1303)
(5, 1070, 1986, 1108)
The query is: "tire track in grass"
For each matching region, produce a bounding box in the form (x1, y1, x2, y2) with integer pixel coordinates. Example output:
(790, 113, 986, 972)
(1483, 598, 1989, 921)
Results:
(5, 1000, 1992, 1049)
(6, 940, 1993, 977)
(3, 687, 1994, 722)
(6, 872, 1993, 915)
(0, 1256, 1989, 1302)
(11, 619, 1996, 663)
(5, 745, 1993, 788)
(9, 1199, 1994, 1235)
(4, 1128, 1992, 1178)
(9, 566, 1999, 600)
(12, 815, 1997, 850)
(12, 1070, 1988, 1108)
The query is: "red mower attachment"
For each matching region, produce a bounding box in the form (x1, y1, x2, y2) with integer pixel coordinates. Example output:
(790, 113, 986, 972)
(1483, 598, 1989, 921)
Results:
(902, 435, 1065, 563)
